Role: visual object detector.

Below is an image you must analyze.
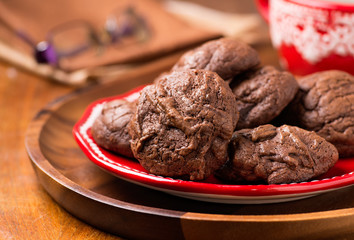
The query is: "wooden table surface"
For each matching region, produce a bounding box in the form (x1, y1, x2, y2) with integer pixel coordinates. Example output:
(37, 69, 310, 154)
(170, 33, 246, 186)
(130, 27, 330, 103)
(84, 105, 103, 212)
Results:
(0, 1, 274, 239)
(0, 63, 112, 239)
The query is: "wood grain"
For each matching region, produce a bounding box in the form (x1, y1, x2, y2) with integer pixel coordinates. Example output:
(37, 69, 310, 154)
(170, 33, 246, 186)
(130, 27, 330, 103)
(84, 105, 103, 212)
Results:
(5, 0, 353, 239)
(0, 62, 121, 239)
(1, 30, 182, 239)
(4, 34, 350, 240)
(0, 1, 265, 239)
(25, 53, 354, 239)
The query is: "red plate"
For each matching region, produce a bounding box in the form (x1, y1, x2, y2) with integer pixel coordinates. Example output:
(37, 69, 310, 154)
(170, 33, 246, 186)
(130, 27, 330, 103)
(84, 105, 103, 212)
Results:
(73, 86, 354, 204)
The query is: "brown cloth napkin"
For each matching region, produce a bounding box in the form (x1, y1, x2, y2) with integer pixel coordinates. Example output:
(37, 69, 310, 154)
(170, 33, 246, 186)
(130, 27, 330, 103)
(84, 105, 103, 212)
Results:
(0, 0, 220, 76)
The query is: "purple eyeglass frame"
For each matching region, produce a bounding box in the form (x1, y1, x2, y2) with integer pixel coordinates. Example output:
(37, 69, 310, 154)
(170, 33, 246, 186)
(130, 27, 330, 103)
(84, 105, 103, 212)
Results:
(0, 6, 150, 66)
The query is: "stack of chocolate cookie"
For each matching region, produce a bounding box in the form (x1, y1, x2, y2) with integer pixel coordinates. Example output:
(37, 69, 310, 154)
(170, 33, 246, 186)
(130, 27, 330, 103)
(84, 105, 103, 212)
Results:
(91, 38, 354, 185)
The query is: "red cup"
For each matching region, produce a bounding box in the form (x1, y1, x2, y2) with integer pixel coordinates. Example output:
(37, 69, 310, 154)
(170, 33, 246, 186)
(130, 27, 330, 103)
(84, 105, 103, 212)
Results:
(255, 0, 354, 76)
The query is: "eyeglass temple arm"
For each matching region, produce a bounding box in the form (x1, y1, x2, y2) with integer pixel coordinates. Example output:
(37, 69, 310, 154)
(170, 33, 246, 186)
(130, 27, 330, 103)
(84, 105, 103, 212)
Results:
(0, 2, 36, 47)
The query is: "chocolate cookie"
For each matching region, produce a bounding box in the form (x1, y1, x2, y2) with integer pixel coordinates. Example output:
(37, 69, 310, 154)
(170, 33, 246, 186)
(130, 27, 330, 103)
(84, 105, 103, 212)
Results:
(288, 70, 354, 157)
(91, 99, 135, 158)
(217, 125, 338, 184)
(172, 38, 260, 81)
(129, 69, 238, 181)
(231, 66, 298, 129)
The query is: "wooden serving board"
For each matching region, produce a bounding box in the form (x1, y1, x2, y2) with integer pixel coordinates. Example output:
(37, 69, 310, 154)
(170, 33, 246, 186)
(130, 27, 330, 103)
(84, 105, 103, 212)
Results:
(25, 53, 354, 240)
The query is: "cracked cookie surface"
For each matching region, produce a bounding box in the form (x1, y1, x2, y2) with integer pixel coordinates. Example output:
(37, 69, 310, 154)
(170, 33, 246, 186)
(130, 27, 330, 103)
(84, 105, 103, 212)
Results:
(129, 69, 238, 180)
(289, 70, 354, 157)
(231, 66, 298, 129)
(216, 124, 338, 184)
(172, 38, 260, 81)
(91, 99, 136, 158)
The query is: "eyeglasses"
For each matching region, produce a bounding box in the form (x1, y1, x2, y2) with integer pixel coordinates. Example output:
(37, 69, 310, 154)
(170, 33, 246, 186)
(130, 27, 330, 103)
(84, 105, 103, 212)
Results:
(0, 6, 151, 67)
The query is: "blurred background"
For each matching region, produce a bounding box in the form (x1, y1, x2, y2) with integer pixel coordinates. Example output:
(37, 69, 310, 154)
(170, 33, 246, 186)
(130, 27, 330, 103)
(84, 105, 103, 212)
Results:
(2, 1, 354, 239)
(0, 0, 271, 84)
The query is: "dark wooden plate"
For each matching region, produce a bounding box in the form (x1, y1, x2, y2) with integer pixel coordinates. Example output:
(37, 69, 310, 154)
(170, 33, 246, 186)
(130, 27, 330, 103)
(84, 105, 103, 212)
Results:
(26, 66, 354, 240)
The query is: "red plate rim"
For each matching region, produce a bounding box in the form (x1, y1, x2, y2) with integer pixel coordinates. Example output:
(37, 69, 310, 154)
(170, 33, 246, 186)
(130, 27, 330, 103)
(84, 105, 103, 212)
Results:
(72, 86, 354, 198)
